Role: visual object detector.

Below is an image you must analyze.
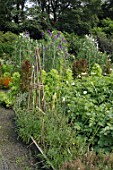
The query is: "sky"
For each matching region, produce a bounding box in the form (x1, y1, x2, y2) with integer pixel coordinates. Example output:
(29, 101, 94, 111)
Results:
(25, 0, 34, 8)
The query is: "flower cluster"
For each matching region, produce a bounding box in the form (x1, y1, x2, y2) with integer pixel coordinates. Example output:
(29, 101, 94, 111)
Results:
(40, 30, 69, 71)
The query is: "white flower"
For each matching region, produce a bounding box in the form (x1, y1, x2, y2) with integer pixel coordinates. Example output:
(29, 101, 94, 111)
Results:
(91, 72, 96, 75)
(71, 82, 75, 86)
(77, 74, 81, 78)
(62, 97, 65, 102)
(19, 33, 24, 37)
(81, 72, 87, 76)
(95, 41, 99, 50)
(83, 91, 87, 94)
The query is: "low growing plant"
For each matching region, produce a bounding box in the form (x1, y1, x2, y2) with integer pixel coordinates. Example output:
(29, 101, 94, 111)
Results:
(0, 71, 21, 107)
(0, 72, 12, 89)
(90, 63, 102, 76)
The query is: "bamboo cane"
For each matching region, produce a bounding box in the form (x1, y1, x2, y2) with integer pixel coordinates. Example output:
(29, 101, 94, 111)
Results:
(31, 136, 56, 170)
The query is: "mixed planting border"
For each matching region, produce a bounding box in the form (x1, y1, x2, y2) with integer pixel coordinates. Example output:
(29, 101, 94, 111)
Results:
(0, 30, 113, 169)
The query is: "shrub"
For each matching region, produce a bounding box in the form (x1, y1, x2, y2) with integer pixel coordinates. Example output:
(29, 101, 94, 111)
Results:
(0, 31, 17, 60)
(92, 25, 113, 62)
(1, 64, 13, 74)
(64, 32, 82, 56)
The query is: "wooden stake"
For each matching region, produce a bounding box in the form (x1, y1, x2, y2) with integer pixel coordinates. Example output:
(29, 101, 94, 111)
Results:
(31, 136, 56, 170)
(27, 66, 34, 110)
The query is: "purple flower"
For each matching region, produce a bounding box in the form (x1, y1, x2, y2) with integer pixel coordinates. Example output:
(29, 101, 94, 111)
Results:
(65, 52, 69, 58)
(62, 38, 67, 43)
(58, 44, 62, 50)
(57, 31, 61, 37)
(47, 30, 51, 33)
(47, 30, 52, 36)
(53, 35, 57, 39)
(25, 31, 29, 37)
(41, 31, 44, 37)
(62, 38, 64, 42)
(44, 46, 47, 51)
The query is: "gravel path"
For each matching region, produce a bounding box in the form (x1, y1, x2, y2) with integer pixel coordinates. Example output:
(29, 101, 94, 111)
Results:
(0, 106, 38, 170)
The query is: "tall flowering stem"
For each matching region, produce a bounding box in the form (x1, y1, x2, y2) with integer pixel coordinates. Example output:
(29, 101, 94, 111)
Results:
(40, 30, 69, 73)
(14, 32, 38, 70)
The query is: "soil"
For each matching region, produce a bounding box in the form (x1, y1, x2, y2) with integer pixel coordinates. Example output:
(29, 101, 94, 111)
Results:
(0, 106, 39, 170)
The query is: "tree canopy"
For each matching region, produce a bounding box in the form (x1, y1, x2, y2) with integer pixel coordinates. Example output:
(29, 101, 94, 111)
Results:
(0, 0, 113, 37)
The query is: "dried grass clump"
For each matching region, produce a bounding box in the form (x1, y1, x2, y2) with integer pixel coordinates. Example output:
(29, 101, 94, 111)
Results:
(61, 151, 113, 170)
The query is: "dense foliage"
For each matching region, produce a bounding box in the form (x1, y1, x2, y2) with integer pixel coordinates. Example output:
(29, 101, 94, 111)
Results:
(13, 70, 113, 169)
(0, 0, 113, 38)
(1, 0, 113, 169)
(0, 31, 17, 60)
(0, 29, 113, 169)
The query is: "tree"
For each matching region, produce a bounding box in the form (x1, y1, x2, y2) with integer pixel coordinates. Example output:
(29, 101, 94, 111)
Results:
(102, 0, 113, 20)
(0, 0, 106, 37)
(30, 0, 73, 22)
(56, 0, 102, 35)
(0, 0, 28, 33)
(0, 0, 14, 31)
(13, 0, 27, 24)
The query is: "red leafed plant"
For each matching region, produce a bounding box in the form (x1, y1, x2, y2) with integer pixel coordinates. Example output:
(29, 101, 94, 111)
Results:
(2, 77, 12, 89)
(20, 60, 32, 92)
(72, 59, 88, 78)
